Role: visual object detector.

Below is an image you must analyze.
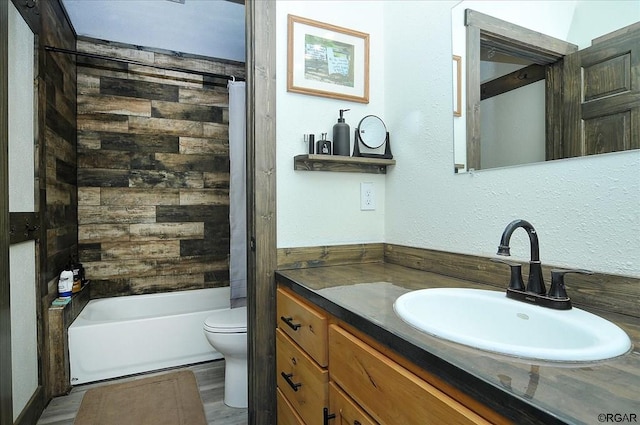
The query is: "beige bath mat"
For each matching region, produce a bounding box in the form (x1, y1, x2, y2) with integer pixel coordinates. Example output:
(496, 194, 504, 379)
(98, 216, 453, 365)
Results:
(74, 370, 207, 425)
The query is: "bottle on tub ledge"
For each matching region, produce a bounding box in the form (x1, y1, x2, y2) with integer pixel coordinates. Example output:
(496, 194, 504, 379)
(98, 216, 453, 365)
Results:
(57, 264, 74, 300)
(71, 256, 84, 294)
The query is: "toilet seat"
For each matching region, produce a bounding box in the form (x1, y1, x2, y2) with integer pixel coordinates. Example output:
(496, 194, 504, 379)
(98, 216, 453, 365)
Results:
(204, 306, 247, 333)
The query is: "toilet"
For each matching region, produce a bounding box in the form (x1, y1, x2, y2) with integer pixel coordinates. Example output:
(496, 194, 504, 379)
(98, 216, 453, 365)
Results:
(203, 306, 247, 408)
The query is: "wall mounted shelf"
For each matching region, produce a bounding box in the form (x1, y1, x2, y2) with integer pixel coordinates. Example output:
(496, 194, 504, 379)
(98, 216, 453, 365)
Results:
(294, 154, 396, 174)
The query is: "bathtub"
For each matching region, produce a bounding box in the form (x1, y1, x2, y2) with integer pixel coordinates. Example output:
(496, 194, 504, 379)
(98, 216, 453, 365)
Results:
(69, 287, 228, 385)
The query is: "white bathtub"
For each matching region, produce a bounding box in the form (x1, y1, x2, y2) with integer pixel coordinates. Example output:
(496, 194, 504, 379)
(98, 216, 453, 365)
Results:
(69, 287, 228, 385)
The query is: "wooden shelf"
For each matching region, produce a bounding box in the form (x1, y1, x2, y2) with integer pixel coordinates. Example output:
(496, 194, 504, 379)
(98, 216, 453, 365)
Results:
(294, 154, 396, 174)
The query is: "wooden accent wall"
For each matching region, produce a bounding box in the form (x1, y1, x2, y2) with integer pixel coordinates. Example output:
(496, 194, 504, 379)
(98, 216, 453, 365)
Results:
(76, 38, 245, 298)
(277, 244, 384, 269)
(32, 0, 78, 411)
(39, 1, 78, 294)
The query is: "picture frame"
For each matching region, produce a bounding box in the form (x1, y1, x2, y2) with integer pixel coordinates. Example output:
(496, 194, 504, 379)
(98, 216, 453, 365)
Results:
(287, 14, 370, 104)
(453, 55, 462, 117)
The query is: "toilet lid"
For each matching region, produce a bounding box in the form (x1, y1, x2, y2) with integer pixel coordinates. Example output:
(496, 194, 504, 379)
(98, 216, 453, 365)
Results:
(204, 306, 247, 333)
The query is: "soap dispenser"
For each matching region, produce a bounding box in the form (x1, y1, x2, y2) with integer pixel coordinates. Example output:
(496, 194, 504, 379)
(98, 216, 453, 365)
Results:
(332, 109, 350, 156)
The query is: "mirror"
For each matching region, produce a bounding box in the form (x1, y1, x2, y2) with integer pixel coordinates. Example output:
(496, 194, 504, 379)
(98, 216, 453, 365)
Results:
(358, 115, 387, 148)
(353, 115, 393, 159)
(452, 1, 640, 172)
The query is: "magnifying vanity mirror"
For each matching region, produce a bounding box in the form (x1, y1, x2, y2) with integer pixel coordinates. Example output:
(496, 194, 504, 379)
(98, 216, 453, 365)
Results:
(353, 115, 393, 159)
(452, 1, 639, 173)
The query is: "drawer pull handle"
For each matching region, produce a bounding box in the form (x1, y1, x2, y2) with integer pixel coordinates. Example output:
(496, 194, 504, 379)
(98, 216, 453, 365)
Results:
(323, 408, 336, 425)
(280, 316, 301, 331)
(281, 372, 302, 391)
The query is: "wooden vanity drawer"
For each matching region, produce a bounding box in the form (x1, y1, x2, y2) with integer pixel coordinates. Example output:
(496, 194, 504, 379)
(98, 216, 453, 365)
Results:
(328, 325, 490, 425)
(277, 388, 305, 425)
(328, 381, 377, 425)
(277, 328, 329, 425)
(277, 287, 328, 367)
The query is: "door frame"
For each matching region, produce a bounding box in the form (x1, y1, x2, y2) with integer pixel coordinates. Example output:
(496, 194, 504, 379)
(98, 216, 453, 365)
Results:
(246, 1, 277, 423)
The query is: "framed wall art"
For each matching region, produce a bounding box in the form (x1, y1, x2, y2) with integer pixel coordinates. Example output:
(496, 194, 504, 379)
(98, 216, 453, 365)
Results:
(287, 15, 369, 104)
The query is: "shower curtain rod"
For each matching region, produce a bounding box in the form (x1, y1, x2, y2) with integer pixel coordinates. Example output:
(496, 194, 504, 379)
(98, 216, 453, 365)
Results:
(44, 46, 245, 82)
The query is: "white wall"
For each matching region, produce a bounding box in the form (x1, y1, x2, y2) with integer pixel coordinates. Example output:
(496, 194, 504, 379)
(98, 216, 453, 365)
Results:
(276, 1, 640, 278)
(568, 0, 640, 49)
(276, 1, 387, 248)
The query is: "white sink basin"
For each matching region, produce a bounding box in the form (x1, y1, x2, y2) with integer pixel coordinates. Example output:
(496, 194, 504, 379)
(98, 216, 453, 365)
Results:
(393, 288, 631, 362)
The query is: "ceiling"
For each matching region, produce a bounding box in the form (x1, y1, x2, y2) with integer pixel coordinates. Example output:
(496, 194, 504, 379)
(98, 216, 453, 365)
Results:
(60, 0, 246, 62)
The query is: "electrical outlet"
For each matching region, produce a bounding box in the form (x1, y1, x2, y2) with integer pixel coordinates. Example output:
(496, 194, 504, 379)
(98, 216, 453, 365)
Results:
(360, 182, 375, 211)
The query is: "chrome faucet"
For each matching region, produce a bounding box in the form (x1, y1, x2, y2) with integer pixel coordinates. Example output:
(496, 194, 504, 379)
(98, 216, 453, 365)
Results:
(497, 219, 545, 295)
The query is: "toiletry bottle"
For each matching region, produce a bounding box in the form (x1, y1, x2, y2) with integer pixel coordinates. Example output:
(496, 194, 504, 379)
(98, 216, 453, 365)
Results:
(316, 133, 332, 155)
(80, 261, 87, 287)
(58, 265, 74, 299)
(71, 257, 82, 293)
(308, 134, 315, 154)
(332, 109, 350, 156)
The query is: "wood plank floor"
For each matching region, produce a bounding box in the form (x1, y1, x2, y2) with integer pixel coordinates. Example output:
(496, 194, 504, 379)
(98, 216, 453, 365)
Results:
(37, 360, 248, 425)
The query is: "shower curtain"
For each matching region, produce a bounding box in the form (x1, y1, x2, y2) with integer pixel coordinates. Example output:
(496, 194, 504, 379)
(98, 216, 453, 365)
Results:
(228, 81, 247, 306)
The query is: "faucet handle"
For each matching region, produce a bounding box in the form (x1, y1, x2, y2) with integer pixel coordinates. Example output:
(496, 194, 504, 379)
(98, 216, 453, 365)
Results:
(491, 258, 525, 291)
(548, 269, 594, 299)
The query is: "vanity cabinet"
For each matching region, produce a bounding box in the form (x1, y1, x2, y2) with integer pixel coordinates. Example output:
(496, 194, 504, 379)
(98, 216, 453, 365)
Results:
(329, 324, 490, 425)
(276, 284, 501, 425)
(277, 388, 305, 425)
(328, 382, 376, 425)
(276, 287, 329, 425)
(277, 287, 328, 367)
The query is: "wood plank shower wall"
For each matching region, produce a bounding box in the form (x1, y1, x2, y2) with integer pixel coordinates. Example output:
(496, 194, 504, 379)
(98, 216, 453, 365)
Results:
(76, 38, 245, 298)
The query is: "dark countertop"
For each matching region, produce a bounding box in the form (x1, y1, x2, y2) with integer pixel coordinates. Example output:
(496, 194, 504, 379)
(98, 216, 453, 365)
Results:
(276, 263, 640, 425)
